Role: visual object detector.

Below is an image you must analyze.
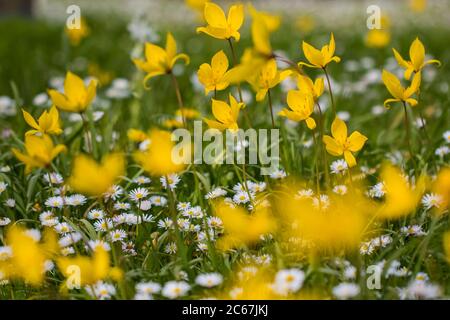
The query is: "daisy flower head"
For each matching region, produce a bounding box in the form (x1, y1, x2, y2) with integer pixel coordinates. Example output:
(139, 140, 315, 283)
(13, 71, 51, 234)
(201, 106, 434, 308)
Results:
(160, 173, 181, 190)
(0, 246, 13, 261)
(129, 187, 149, 202)
(104, 185, 123, 200)
(139, 200, 152, 211)
(195, 273, 223, 288)
(270, 168, 287, 179)
(86, 281, 116, 300)
(330, 159, 348, 175)
(177, 202, 191, 211)
(368, 182, 386, 198)
(113, 202, 131, 211)
(4, 199, 15, 208)
(400, 225, 426, 237)
(272, 269, 305, 296)
(443, 130, 450, 143)
(94, 218, 114, 232)
(332, 283, 360, 300)
(88, 240, 111, 252)
(44, 172, 63, 185)
(158, 217, 173, 230)
(312, 194, 330, 210)
(205, 187, 227, 200)
(133, 175, 151, 185)
(296, 188, 314, 199)
(54, 222, 73, 234)
(333, 184, 348, 195)
(109, 229, 127, 242)
(162, 281, 190, 299)
(165, 242, 177, 254)
(0, 181, 7, 194)
(434, 146, 449, 157)
(39, 211, 59, 227)
(422, 193, 444, 210)
(65, 194, 87, 206)
(45, 196, 64, 208)
(150, 195, 167, 207)
(233, 191, 251, 204)
(87, 208, 105, 220)
(136, 281, 161, 295)
(0, 217, 11, 226)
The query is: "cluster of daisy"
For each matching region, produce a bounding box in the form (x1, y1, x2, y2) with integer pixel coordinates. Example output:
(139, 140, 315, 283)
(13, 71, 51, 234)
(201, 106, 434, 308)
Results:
(359, 234, 393, 255)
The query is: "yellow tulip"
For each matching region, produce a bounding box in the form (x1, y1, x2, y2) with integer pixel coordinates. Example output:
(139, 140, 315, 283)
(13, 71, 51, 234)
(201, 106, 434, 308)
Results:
(203, 94, 243, 132)
(133, 129, 187, 177)
(57, 247, 122, 286)
(298, 33, 341, 69)
(65, 18, 89, 46)
(432, 167, 450, 214)
(247, 59, 292, 101)
(196, 2, 244, 41)
(68, 153, 125, 197)
(382, 70, 421, 108)
(279, 91, 316, 130)
(0, 226, 58, 286)
(48, 71, 97, 113)
(12, 135, 66, 174)
(323, 117, 367, 167)
(127, 128, 148, 142)
(296, 75, 324, 101)
(393, 37, 440, 80)
(365, 29, 391, 48)
(197, 50, 230, 95)
(22, 106, 62, 136)
(377, 164, 426, 220)
(248, 4, 280, 57)
(133, 32, 190, 87)
(248, 4, 280, 33)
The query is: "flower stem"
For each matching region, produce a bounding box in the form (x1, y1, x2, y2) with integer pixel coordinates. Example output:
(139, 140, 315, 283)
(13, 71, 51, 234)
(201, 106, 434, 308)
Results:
(311, 130, 321, 194)
(402, 102, 417, 172)
(316, 102, 330, 187)
(170, 72, 186, 127)
(323, 67, 336, 116)
(80, 112, 93, 154)
(267, 89, 275, 129)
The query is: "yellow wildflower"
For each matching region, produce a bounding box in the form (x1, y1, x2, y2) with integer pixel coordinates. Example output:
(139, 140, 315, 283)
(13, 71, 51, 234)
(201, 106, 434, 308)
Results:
(65, 18, 89, 46)
(203, 94, 243, 132)
(248, 59, 292, 101)
(197, 50, 230, 95)
(296, 75, 324, 101)
(443, 231, 450, 264)
(393, 37, 440, 80)
(365, 29, 391, 48)
(279, 91, 316, 129)
(22, 106, 62, 136)
(196, 2, 244, 41)
(127, 128, 148, 142)
(68, 153, 125, 197)
(133, 32, 190, 86)
(48, 71, 97, 113)
(299, 33, 341, 69)
(382, 70, 421, 108)
(12, 135, 66, 174)
(323, 117, 367, 167)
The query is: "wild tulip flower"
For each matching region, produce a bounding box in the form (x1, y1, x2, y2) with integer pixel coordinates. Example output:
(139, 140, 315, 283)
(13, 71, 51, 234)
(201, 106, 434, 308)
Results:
(197, 50, 230, 95)
(12, 135, 66, 174)
(203, 94, 243, 132)
(22, 106, 62, 136)
(248, 59, 292, 101)
(196, 2, 244, 41)
(279, 91, 316, 130)
(248, 4, 280, 33)
(323, 117, 367, 167)
(133, 32, 190, 87)
(382, 70, 421, 108)
(296, 75, 324, 102)
(298, 33, 341, 69)
(393, 37, 440, 80)
(68, 153, 125, 197)
(48, 71, 97, 113)
(65, 17, 89, 46)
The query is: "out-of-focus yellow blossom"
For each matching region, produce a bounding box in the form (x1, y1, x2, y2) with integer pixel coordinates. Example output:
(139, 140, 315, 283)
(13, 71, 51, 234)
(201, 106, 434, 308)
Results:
(176, 107, 200, 120)
(196, 2, 244, 41)
(133, 32, 190, 86)
(365, 29, 391, 48)
(377, 164, 426, 219)
(197, 50, 230, 95)
(163, 119, 184, 129)
(410, 0, 427, 12)
(248, 59, 292, 101)
(127, 128, 148, 142)
(185, 0, 210, 17)
(48, 71, 98, 113)
(0, 226, 58, 286)
(299, 33, 341, 69)
(251, 16, 273, 58)
(443, 231, 450, 264)
(279, 91, 316, 129)
(12, 135, 66, 174)
(65, 18, 89, 46)
(133, 129, 187, 176)
(203, 94, 243, 132)
(274, 187, 372, 253)
(88, 63, 113, 86)
(432, 167, 450, 213)
(248, 4, 280, 32)
(393, 38, 441, 80)
(213, 200, 276, 251)
(68, 153, 125, 197)
(296, 15, 315, 34)
(323, 117, 367, 167)
(22, 106, 62, 136)
(382, 70, 421, 108)
(57, 247, 122, 286)
(296, 75, 324, 101)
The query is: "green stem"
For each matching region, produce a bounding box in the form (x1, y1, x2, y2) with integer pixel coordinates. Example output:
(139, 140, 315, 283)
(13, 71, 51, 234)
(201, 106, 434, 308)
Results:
(170, 72, 186, 127)
(323, 67, 336, 116)
(267, 89, 275, 129)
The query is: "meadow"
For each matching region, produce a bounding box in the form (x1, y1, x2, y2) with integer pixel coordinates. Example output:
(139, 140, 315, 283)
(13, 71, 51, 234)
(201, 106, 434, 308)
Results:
(0, 0, 449, 300)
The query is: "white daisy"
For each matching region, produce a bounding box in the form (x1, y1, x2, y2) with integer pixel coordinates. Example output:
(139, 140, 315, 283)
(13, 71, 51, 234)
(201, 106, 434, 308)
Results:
(44, 172, 63, 185)
(270, 169, 287, 179)
(0, 217, 11, 226)
(435, 146, 449, 157)
(295, 188, 314, 199)
(0, 246, 12, 261)
(86, 281, 116, 300)
(402, 280, 441, 300)
(104, 185, 123, 200)
(422, 193, 444, 210)
(87, 209, 105, 220)
(109, 229, 127, 242)
(54, 222, 73, 234)
(330, 159, 348, 175)
(113, 202, 131, 211)
(88, 240, 111, 252)
(233, 191, 251, 204)
(368, 182, 386, 198)
(65, 194, 87, 206)
(136, 281, 161, 295)
(165, 242, 177, 254)
(39, 211, 59, 227)
(160, 173, 181, 190)
(333, 185, 348, 195)
(0, 181, 7, 194)
(332, 283, 360, 300)
(161, 281, 190, 299)
(177, 202, 191, 211)
(45, 196, 64, 208)
(133, 175, 151, 185)
(205, 187, 227, 200)
(129, 187, 149, 202)
(312, 194, 330, 210)
(195, 273, 223, 288)
(61, 246, 75, 256)
(157, 217, 173, 230)
(150, 195, 167, 207)
(4, 199, 15, 208)
(443, 130, 450, 143)
(400, 225, 426, 237)
(272, 269, 305, 296)
(139, 200, 152, 211)
(94, 218, 114, 232)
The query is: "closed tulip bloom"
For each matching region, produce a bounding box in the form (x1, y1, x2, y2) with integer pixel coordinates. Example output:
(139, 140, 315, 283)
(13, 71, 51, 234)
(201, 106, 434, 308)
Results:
(296, 75, 324, 101)
(279, 91, 316, 130)
(12, 135, 66, 174)
(382, 70, 421, 108)
(393, 37, 440, 80)
(248, 59, 292, 101)
(48, 71, 97, 113)
(299, 33, 341, 69)
(323, 117, 367, 167)
(196, 2, 244, 41)
(22, 106, 62, 136)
